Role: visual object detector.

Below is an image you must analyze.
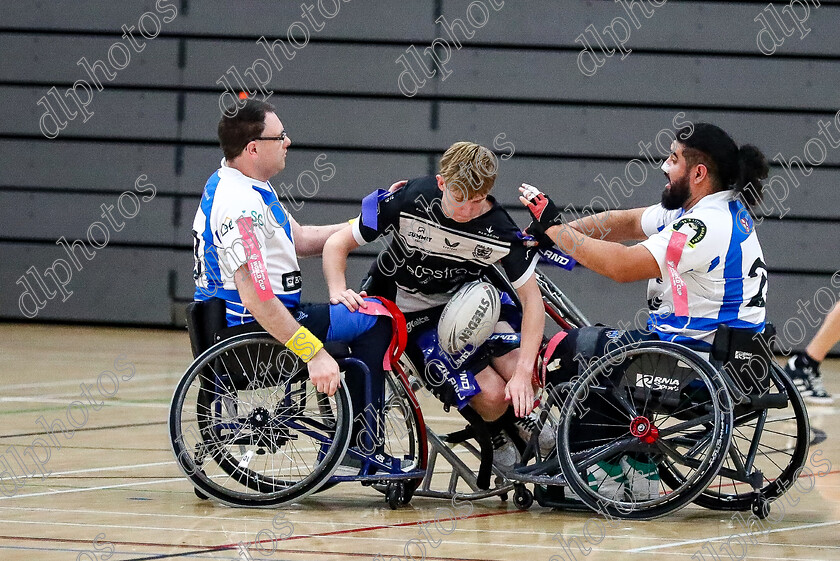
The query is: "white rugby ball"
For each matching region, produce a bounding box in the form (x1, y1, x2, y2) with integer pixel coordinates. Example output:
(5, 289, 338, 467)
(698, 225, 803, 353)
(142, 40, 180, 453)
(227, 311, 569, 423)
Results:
(438, 281, 501, 355)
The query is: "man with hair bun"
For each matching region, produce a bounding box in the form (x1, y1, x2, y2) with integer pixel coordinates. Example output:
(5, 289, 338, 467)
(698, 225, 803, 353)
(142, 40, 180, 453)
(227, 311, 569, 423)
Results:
(519, 122, 771, 500)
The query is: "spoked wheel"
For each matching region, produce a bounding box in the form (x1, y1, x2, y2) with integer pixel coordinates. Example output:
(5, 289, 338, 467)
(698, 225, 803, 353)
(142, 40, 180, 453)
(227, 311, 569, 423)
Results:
(661, 364, 810, 511)
(555, 341, 733, 519)
(169, 333, 351, 507)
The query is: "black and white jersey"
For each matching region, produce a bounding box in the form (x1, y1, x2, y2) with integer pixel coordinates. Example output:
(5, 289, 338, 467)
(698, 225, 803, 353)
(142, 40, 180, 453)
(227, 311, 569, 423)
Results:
(351, 175, 538, 312)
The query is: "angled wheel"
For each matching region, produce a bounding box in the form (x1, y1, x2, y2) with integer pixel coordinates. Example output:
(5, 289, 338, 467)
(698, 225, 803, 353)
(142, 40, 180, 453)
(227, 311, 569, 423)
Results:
(662, 363, 810, 511)
(169, 333, 351, 507)
(556, 341, 733, 519)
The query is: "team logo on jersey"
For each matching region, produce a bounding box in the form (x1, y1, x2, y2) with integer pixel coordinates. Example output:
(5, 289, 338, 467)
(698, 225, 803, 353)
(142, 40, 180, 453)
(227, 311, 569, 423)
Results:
(672, 218, 707, 247)
(444, 237, 461, 248)
(737, 207, 754, 235)
(282, 271, 302, 291)
(472, 244, 493, 259)
(406, 226, 432, 244)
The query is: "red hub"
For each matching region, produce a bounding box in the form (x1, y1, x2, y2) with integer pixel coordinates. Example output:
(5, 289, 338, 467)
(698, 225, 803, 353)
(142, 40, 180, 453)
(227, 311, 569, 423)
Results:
(630, 416, 659, 444)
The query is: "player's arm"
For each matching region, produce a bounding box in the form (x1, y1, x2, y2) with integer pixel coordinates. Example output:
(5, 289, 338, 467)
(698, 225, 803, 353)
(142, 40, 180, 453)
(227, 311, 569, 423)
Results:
(322, 226, 369, 311)
(506, 273, 545, 417)
(233, 263, 341, 395)
(518, 183, 646, 243)
(291, 180, 407, 258)
(544, 225, 660, 283)
(290, 215, 350, 258)
(566, 208, 647, 243)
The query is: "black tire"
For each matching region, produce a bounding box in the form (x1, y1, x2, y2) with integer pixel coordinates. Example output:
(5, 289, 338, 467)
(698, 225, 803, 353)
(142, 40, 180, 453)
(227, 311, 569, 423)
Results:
(513, 485, 534, 510)
(169, 333, 352, 507)
(662, 364, 810, 511)
(556, 341, 733, 519)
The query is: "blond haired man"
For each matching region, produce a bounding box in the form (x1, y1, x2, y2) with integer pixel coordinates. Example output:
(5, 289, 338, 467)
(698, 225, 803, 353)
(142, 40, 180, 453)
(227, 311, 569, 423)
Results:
(323, 142, 545, 466)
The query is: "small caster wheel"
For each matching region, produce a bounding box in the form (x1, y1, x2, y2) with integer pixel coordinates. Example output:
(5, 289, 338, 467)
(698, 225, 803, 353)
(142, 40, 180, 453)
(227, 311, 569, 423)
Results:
(752, 495, 770, 519)
(387, 482, 405, 510)
(500, 492, 509, 502)
(513, 485, 534, 510)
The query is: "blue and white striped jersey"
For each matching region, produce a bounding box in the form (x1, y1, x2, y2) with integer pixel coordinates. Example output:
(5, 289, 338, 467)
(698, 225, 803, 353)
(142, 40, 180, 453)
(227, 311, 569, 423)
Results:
(639, 191, 767, 346)
(192, 160, 300, 326)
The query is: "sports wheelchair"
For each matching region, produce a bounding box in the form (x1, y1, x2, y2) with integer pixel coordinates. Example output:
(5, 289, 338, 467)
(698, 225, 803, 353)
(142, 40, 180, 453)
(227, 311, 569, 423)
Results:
(506, 264, 810, 520)
(168, 254, 808, 519)
(169, 297, 427, 508)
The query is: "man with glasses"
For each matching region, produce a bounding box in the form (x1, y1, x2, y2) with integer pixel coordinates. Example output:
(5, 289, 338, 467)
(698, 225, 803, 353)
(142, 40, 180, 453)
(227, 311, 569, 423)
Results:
(190, 99, 398, 462)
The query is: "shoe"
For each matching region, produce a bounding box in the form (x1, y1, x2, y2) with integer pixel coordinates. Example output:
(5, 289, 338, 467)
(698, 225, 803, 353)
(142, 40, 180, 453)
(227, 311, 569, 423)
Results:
(333, 454, 363, 476)
(491, 431, 520, 470)
(514, 413, 556, 458)
(585, 460, 625, 501)
(620, 455, 661, 502)
(786, 354, 834, 405)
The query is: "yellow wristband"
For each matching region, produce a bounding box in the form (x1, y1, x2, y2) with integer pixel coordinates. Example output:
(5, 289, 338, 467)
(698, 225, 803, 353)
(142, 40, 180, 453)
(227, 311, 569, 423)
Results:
(285, 326, 324, 363)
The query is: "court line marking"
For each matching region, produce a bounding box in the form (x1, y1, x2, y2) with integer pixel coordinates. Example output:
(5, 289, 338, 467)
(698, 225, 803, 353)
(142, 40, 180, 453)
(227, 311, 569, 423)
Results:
(0, 477, 183, 500)
(0, 396, 169, 409)
(47, 461, 174, 476)
(0, 419, 166, 440)
(0, 372, 177, 392)
(627, 519, 840, 552)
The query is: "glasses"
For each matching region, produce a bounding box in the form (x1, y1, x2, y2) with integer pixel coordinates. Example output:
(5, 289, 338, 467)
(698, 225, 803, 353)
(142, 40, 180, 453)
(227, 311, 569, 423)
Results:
(252, 130, 287, 142)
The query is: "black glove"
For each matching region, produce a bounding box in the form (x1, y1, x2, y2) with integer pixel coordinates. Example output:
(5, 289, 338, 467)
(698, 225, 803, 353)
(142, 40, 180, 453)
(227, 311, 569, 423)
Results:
(519, 183, 563, 232)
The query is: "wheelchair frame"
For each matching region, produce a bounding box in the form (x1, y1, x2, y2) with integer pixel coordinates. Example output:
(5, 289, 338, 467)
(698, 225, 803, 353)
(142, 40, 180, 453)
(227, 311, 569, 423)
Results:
(169, 257, 809, 518)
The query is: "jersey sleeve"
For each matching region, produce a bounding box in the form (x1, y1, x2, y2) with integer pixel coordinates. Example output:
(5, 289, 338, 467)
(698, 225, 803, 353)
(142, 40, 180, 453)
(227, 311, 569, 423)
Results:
(501, 241, 539, 290)
(640, 204, 684, 237)
(640, 211, 724, 278)
(351, 183, 410, 246)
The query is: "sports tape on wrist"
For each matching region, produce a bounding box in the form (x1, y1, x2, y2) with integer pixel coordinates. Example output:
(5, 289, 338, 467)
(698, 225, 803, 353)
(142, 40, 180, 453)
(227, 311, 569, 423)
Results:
(285, 326, 324, 363)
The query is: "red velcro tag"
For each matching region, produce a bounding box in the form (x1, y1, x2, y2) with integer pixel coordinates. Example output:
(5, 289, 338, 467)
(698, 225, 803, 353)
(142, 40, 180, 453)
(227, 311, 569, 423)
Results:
(666, 230, 689, 317)
(236, 216, 274, 301)
(356, 297, 408, 372)
(539, 331, 568, 387)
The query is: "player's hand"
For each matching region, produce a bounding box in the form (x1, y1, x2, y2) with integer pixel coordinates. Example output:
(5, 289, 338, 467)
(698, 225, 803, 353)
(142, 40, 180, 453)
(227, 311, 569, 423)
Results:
(518, 184, 562, 232)
(330, 289, 369, 311)
(505, 369, 535, 418)
(308, 348, 341, 396)
(388, 180, 408, 193)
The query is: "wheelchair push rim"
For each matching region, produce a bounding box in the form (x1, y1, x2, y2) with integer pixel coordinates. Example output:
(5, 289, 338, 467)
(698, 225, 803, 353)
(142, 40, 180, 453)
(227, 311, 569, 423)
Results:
(555, 341, 734, 519)
(169, 333, 352, 507)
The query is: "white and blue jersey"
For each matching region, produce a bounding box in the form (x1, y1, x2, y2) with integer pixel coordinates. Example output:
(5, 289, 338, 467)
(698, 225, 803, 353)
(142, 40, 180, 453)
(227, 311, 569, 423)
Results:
(192, 160, 301, 326)
(639, 190, 767, 346)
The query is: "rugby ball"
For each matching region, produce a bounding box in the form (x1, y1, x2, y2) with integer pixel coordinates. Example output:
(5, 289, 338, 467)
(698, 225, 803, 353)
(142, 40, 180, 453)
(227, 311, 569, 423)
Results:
(438, 281, 501, 355)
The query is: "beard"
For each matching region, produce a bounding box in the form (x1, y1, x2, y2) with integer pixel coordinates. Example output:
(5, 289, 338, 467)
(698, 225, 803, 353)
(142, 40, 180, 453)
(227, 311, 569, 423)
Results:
(661, 171, 691, 210)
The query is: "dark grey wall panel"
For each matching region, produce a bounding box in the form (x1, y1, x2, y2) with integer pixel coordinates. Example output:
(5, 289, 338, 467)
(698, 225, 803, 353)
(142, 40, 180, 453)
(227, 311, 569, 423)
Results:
(0, 243, 177, 324)
(0, 191, 175, 244)
(0, 87, 179, 139)
(444, 0, 840, 55)
(440, 50, 840, 109)
(0, 35, 179, 85)
(0, 140, 182, 192)
(437, 104, 840, 163)
(2, 0, 435, 41)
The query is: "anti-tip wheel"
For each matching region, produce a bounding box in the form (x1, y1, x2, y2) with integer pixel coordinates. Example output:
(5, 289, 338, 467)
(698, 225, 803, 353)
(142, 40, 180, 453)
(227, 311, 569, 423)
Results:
(752, 495, 770, 520)
(513, 485, 534, 510)
(387, 482, 405, 510)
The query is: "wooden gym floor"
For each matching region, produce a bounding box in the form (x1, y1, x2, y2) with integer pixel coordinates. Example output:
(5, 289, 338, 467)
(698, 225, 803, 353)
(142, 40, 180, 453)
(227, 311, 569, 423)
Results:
(0, 323, 838, 561)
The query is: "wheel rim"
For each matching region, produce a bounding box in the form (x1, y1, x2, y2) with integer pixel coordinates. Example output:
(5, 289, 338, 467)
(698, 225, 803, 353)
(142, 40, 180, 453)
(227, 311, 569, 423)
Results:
(557, 342, 732, 516)
(170, 335, 350, 505)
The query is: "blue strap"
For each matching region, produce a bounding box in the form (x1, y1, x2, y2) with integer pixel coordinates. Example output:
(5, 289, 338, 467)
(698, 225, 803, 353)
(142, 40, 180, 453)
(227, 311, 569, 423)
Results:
(361, 189, 390, 231)
(539, 248, 577, 271)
